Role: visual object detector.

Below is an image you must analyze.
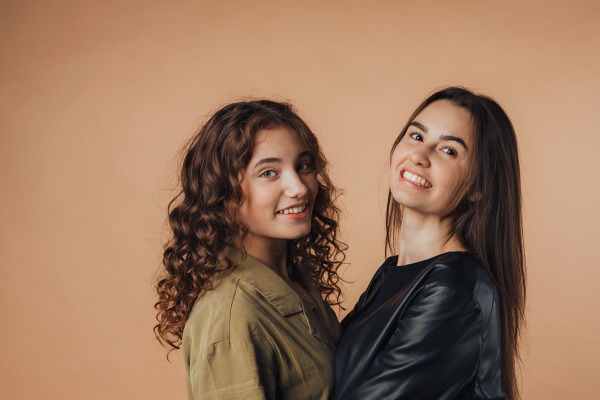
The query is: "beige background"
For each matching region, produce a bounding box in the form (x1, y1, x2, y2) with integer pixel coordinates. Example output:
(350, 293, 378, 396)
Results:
(1, 0, 599, 399)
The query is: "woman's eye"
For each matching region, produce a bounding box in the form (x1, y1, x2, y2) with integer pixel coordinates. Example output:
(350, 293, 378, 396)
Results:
(260, 170, 277, 178)
(441, 147, 457, 157)
(410, 132, 423, 141)
(298, 161, 314, 172)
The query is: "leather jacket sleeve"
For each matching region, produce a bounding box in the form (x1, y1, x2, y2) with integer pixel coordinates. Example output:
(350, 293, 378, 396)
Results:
(336, 284, 483, 399)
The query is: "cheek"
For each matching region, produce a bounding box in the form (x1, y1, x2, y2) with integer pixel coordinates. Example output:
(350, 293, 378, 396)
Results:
(239, 184, 264, 223)
(238, 201, 251, 226)
(440, 166, 471, 204)
(246, 188, 273, 211)
(390, 144, 408, 168)
(390, 148, 401, 166)
(389, 149, 405, 184)
(306, 175, 319, 200)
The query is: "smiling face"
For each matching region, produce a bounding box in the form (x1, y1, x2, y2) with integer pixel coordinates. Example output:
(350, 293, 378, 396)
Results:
(239, 125, 318, 248)
(389, 100, 475, 218)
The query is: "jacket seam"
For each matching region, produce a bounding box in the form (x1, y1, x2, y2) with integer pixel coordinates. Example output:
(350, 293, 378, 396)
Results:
(472, 290, 493, 399)
(225, 277, 241, 342)
(475, 376, 491, 399)
(429, 263, 483, 395)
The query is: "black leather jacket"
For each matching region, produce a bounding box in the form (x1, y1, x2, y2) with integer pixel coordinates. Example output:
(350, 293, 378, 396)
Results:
(334, 252, 505, 399)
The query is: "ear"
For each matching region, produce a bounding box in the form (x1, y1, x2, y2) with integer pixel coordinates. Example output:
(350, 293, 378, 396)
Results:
(468, 192, 482, 202)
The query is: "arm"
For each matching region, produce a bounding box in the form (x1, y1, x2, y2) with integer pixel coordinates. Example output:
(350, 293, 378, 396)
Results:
(345, 285, 482, 400)
(188, 338, 275, 400)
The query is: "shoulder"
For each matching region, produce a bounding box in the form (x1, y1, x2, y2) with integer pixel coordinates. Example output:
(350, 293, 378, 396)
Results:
(362, 256, 399, 294)
(422, 252, 499, 319)
(396, 253, 492, 331)
(423, 252, 485, 293)
(183, 274, 239, 344)
(184, 273, 270, 347)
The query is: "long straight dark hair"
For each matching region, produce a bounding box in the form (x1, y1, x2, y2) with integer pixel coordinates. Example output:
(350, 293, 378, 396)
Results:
(386, 87, 526, 399)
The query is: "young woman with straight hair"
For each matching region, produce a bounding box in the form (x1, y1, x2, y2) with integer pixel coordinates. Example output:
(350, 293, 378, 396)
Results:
(335, 87, 526, 400)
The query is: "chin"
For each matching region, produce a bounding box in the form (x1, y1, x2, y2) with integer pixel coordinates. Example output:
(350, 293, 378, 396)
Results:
(390, 189, 410, 207)
(286, 228, 312, 241)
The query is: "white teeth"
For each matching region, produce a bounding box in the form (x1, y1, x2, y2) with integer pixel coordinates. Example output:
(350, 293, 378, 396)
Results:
(278, 205, 306, 214)
(402, 171, 431, 188)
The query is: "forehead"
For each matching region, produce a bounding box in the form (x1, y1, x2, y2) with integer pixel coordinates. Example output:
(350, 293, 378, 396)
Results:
(250, 125, 307, 157)
(413, 100, 474, 143)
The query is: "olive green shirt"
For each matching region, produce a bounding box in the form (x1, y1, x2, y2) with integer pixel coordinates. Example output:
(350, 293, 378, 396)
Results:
(182, 247, 342, 400)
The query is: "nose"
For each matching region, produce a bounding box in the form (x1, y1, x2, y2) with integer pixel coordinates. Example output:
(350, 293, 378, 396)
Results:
(283, 172, 309, 199)
(409, 147, 431, 167)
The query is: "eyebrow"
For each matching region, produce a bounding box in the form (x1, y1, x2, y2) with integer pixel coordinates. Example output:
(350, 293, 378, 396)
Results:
(253, 157, 280, 169)
(251, 150, 313, 169)
(440, 134, 468, 151)
(409, 121, 428, 133)
(409, 121, 468, 151)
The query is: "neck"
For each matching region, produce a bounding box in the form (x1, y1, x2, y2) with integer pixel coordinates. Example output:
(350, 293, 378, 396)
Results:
(396, 208, 466, 266)
(240, 235, 290, 278)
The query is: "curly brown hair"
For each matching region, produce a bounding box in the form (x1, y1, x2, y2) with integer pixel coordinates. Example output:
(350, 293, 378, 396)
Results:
(154, 100, 346, 350)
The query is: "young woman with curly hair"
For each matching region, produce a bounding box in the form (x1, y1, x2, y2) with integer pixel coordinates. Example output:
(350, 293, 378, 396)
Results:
(335, 87, 526, 400)
(154, 100, 346, 400)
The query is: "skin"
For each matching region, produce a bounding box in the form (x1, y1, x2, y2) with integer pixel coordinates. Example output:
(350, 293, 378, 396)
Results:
(239, 124, 319, 284)
(389, 100, 475, 265)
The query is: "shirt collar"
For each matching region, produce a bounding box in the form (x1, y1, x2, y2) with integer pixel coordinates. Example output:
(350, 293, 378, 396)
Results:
(224, 246, 304, 316)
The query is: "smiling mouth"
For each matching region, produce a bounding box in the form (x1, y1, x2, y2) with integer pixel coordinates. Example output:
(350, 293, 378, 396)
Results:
(402, 171, 432, 188)
(276, 204, 307, 215)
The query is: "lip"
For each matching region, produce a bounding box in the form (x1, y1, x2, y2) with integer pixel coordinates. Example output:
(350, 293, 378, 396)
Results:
(276, 201, 309, 215)
(399, 167, 432, 189)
